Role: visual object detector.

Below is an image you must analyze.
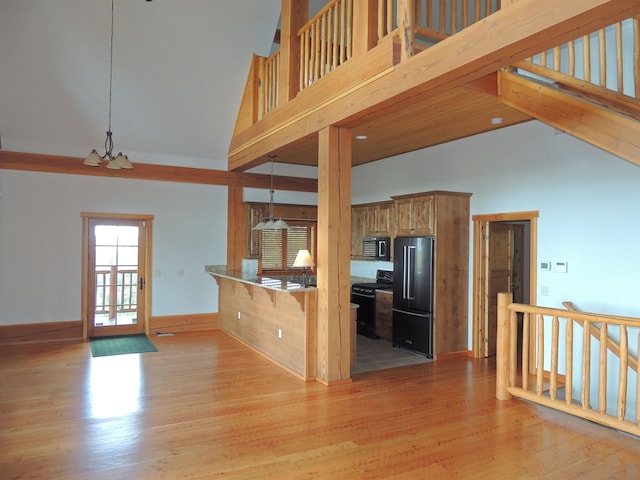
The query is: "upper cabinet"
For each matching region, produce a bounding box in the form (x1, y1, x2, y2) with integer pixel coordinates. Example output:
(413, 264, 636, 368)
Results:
(393, 194, 434, 236)
(365, 201, 393, 237)
(351, 201, 394, 260)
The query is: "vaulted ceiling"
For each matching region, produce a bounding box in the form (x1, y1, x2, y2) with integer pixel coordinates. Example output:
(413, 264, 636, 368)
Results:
(0, 1, 281, 165)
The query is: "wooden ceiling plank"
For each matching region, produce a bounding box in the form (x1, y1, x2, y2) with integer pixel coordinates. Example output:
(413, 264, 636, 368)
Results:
(498, 71, 640, 167)
(228, 0, 640, 171)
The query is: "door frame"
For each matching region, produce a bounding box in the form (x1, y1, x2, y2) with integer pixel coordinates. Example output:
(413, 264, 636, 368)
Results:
(471, 210, 538, 358)
(81, 212, 154, 340)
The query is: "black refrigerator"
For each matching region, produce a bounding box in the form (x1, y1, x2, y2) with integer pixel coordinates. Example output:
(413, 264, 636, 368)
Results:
(392, 236, 434, 358)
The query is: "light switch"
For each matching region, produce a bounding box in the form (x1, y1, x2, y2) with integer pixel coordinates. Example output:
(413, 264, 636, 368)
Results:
(553, 261, 568, 273)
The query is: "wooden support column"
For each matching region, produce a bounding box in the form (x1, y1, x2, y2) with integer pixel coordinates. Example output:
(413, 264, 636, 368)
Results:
(279, 0, 308, 103)
(352, 0, 379, 57)
(226, 185, 244, 273)
(316, 126, 352, 385)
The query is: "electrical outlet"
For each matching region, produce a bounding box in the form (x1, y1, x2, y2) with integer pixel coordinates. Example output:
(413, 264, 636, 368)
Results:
(278, 328, 282, 339)
(540, 286, 550, 296)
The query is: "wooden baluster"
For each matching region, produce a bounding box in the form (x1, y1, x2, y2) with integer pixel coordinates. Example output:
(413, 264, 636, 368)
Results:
(346, 0, 353, 60)
(553, 46, 560, 73)
(582, 319, 591, 409)
(522, 312, 529, 391)
(415, 0, 422, 30)
(341, 0, 347, 64)
(451, 0, 457, 34)
(536, 313, 544, 396)
(462, 0, 468, 28)
(550, 315, 559, 400)
(320, 12, 327, 78)
(509, 309, 517, 388)
(475, 0, 480, 22)
(616, 21, 623, 94)
(568, 40, 575, 77)
(565, 317, 573, 406)
(599, 28, 606, 88)
(377, 0, 384, 39)
(618, 325, 628, 421)
(637, 333, 640, 428)
(313, 22, 320, 82)
(541, 50, 547, 69)
(599, 323, 607, 415)
(331, 5, 337, 70)
(583, 34, 592, 83)
(426, 0, 432, 31)
(439, 0, 445, 33)
(634, 16, 639, 98)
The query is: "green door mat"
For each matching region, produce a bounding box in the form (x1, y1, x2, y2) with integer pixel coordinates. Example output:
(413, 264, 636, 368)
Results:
(90, 334, 157, 357)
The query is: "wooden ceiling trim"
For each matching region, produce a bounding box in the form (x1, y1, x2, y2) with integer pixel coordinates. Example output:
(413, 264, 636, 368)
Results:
(228, 0, 640, 171)
(498, 71, 640, 167)
(0, 150, 318, 192)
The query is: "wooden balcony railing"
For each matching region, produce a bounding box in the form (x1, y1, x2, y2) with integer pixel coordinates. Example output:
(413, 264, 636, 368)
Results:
(95, 267, 138, 317)
(298, 0, 354, 90)
(259, 50, 281, 116)
(496, 292, 640, 438)
(516, 16, 640, 100)
(378, 0, 501, 53)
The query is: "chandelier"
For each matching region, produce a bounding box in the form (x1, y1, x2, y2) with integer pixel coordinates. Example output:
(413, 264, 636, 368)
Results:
(253, 155, 289, 230)
(84, 0, 133, 170)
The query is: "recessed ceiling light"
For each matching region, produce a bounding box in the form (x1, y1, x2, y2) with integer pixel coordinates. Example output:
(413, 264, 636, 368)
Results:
(355, 134, 368, 140)
(491, 117, 503, 125)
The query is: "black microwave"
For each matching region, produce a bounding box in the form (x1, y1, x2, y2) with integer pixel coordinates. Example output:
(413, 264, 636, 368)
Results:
(362, 237, 391, 261)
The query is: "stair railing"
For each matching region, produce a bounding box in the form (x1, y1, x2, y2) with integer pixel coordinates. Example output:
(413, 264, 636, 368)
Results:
(496, 292, 640, 438)
(515, 16, 640, 100)
(564, 301, 638, 374)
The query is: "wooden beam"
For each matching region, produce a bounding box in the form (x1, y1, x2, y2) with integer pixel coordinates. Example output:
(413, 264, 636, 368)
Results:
(315, 126, 352, 385)
(0, 150, 317, 192)
(228, 0, 640, 170)
(498, 71, 640, 167)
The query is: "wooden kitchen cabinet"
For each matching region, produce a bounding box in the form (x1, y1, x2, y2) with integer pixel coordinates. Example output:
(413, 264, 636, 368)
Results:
(393, 194, 434, 235)
(350, 205, 368, 258)
(375, 290, 393, 342)
(351, 201, 393, 259)
(365, 201, 393, 237)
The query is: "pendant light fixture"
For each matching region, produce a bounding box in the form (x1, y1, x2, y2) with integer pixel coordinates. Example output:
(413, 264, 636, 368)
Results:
(253, 155, 289, 230)
(84, 0, 133, 170)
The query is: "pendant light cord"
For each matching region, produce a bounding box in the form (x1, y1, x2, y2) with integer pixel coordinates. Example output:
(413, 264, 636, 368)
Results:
(108, 0, 114, 134)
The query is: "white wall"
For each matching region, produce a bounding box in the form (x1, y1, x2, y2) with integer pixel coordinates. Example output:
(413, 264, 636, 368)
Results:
(0, 169, 227, 325)
(351, 120, 640, 321)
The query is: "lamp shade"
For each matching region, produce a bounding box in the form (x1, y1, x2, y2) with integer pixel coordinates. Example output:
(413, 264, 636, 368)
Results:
(272, 218, 289, 229)
(84, 149, 102, 167)
(292, 249, 314, 268)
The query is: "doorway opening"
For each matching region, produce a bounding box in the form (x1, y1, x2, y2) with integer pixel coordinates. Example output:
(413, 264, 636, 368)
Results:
(81, 213, 153, 339)
(472, 211, 538, 359)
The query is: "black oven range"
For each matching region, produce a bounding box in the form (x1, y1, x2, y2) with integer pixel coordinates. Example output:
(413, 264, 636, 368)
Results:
(351, 269, 393, 339)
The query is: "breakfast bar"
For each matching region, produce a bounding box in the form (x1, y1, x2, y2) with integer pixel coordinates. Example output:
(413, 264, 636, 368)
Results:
(206, 265, 318, 381)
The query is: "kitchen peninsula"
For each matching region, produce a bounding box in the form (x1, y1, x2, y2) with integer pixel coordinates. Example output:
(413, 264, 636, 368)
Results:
(206, 265, 318, 381)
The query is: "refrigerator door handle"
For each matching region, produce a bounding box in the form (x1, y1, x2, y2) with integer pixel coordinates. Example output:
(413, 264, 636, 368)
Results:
(402, 245, 408, 300)
(407, 245, 416, 300)
(392, 308, 429, 318)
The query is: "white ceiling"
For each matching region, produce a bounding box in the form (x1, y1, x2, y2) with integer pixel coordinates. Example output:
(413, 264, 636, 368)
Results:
(0, 0, 282, 168)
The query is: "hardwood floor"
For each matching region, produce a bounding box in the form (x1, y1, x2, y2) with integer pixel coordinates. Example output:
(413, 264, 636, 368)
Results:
(1, 331, 639, 479)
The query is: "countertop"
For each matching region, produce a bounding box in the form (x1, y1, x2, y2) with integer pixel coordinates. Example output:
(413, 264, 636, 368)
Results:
(205, 265, 316, 292)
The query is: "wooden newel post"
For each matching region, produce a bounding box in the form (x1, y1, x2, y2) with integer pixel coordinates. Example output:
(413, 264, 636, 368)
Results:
(496, 292, 513, 400)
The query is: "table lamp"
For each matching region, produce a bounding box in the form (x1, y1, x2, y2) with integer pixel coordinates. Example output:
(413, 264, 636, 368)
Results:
(292, 249, 314, 287)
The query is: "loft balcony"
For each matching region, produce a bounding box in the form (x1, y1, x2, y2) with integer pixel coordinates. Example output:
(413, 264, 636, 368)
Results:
(228, 0, 640, 171)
